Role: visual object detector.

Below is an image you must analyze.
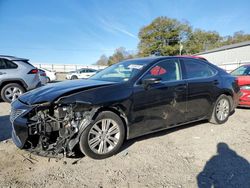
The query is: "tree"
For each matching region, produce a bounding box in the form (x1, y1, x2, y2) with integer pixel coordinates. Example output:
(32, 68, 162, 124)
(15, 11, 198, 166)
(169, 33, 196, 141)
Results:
(108, 47, 134, 65)
(96, 54, 108, 66)
(184, 29, 222, 54)
(138, 17, 191, 56)
(222, 31, 250, 46)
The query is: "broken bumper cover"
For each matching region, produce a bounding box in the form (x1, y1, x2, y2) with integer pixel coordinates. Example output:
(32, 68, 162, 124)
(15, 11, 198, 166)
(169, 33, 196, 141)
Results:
(10, 99, 33, 148)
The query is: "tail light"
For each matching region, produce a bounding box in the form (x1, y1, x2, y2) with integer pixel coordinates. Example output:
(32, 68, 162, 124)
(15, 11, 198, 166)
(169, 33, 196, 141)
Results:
(40, 72, 46, 77)
(28, 69, 38, 74)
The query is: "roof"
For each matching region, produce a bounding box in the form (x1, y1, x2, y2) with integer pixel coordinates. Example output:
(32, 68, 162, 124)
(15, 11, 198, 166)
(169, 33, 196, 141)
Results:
(124, 55, 204, 62)
(196, 40, 250, 55)
(0, 55, 29, 61)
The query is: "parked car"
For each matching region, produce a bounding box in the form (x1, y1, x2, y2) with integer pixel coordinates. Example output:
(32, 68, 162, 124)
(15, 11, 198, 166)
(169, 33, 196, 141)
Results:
(0, 55, 41, 103)
(231, 64, 250, 107)
(39, 68, 57, 82)
(66, 68, 97, 80)
(10, 56, 240, 159)
(38, 69, 48, 85)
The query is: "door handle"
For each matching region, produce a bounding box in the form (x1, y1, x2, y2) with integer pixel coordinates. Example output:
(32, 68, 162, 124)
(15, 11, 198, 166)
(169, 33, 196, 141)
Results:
(175, 85, 187, 91)
(0, 72, 6, 75)
(213, 80, 219, 85)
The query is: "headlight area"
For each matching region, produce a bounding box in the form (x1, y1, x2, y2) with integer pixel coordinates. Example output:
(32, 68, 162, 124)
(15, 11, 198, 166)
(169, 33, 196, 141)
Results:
(26, 103, 99, 157)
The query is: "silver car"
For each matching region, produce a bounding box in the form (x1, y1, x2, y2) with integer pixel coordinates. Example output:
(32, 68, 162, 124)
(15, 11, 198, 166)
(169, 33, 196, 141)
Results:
(0, 55, 41, 102)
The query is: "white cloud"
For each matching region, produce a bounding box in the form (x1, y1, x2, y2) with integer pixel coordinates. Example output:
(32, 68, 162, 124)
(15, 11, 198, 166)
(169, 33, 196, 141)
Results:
(99, 18, 137, 39)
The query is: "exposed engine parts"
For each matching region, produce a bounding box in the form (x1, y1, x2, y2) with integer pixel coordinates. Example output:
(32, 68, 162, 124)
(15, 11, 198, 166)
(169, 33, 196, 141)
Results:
(26, 103, 99, 157)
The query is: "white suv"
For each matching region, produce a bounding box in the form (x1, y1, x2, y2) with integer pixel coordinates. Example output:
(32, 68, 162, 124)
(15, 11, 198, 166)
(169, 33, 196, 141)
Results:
(0, 55, 41, 102)
(66, 68, 97, 80)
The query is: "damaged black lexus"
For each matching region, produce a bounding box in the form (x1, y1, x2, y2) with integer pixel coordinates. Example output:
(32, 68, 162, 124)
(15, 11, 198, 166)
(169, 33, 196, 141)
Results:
(10, 56, 240, 159)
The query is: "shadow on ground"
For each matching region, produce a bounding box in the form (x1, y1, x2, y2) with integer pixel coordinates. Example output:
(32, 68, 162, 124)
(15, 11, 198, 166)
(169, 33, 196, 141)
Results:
(197, 142, 250, 188)
(119, 120, 208, 154)
(0, 115, 12, 141)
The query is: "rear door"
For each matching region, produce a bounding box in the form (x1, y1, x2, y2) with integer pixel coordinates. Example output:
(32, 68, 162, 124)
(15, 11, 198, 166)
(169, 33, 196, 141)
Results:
(0, 58, 19, 82)
(180, 58, 220, 121)
(130, 59, 187, 138)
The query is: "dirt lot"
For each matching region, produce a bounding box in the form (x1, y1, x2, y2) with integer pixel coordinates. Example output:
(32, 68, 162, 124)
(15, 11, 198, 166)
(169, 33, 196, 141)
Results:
(0, 102, 250, 188)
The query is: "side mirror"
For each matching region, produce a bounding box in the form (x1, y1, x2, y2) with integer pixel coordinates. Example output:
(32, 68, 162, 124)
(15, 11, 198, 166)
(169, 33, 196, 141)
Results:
(141, 77, 161, 88)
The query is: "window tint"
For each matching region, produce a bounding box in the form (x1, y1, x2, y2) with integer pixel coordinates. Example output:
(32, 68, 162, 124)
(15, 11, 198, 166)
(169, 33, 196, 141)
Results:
(87, 69, 96, 73)
(143, 59, 181, 82)
(0, 59, 18, 69)
(0, 59, 5, 69)
(5, 59, 18, 69)
(246, 67, 250, 75)
(80, 69, 86, 73)
(183, 59, 216, 79)
(231, 66, 250, 76)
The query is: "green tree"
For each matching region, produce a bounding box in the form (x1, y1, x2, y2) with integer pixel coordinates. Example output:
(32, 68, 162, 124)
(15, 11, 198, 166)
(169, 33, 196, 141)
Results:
(138, 17, 191, 56)
(222, 31, 250, 45)
(184, 29, 222, 54)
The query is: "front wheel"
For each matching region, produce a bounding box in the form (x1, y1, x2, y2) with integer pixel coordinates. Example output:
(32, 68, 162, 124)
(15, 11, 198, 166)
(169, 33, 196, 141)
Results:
(209, 94, 231, 124)
(1, 83, 25, 103)
(79, 111, 125, 159)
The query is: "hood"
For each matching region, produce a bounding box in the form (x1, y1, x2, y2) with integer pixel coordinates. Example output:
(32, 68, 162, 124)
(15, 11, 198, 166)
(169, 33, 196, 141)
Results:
(19, 79, 115, 105)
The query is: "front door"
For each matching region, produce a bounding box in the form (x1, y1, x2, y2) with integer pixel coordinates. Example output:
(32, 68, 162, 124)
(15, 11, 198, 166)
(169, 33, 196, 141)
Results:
(129, 59, 187, 138)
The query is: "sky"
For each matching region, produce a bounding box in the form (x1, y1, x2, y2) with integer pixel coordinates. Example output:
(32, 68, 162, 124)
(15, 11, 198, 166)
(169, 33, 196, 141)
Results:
(0, 0, 250, 65)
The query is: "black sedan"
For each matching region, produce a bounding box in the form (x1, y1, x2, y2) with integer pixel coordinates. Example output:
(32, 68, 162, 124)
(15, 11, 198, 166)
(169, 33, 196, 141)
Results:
(10, 56, 240, 159)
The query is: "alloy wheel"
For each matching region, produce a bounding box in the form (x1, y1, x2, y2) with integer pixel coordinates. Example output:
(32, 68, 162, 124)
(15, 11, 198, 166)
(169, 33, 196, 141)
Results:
(4, 87, 23, 102)
(88, 119, 120, 154)
(216, 98, 230, 121)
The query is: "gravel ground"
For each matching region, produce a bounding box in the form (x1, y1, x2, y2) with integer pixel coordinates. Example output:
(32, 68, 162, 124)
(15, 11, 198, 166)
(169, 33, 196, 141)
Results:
(0, 102, 250, 188)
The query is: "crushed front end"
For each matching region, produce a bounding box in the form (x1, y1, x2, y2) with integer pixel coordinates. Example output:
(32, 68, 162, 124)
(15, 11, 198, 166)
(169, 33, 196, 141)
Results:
(10, 99, 97, 157)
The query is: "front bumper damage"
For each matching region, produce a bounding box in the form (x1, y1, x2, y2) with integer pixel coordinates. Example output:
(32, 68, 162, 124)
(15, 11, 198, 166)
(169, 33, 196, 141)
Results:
(10, 99, 98, 157)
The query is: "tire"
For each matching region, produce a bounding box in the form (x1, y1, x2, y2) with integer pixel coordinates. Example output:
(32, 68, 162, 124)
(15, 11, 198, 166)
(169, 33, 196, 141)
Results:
(209, 94, 231, 124)
(46, 77, 50, 83)
(71, 75, 78, 80)
(1, 83, 25, 103)
(79, 111, 125, 159)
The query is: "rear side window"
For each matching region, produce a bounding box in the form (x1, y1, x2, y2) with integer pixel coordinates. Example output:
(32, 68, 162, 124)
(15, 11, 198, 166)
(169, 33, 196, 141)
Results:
(0, 59, 5, 69)
(0, 59, 18, 69)
(80, 69, 86, 73)
(182, 59, 217, 79)
(5, 59, 18, 69)
(87, 69, 96, 73)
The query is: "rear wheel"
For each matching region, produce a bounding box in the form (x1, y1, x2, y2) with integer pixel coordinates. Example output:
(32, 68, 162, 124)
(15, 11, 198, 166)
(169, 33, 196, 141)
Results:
(46, 77, 50, 83)
(1, 83, 25, 103)
(71, 75, 78, 80)
(79, 111, 125, 159)
(209, 94, 231, 124)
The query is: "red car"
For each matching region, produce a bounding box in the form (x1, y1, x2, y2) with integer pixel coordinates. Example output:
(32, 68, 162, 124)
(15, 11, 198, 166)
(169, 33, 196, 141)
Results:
(231, 64, 250, 107)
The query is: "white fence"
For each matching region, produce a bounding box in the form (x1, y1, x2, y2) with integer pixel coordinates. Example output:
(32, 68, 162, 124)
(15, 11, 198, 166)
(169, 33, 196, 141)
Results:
(34, 64, 107, 72)
(34, 60, 250, 73)
(217, 60, 250, 72)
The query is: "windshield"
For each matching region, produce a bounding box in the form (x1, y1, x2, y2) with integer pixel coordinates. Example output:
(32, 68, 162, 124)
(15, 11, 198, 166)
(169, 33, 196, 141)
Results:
(89, 59, 151, 82)
(231, 65, 250, 76)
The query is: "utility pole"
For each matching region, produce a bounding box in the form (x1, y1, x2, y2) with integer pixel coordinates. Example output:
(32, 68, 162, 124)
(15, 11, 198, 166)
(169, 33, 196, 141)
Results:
(179, 42, 183, 55)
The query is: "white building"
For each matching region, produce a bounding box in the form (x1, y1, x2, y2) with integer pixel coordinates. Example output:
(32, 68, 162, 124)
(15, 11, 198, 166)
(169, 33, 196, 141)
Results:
(196, 40, 250, 72)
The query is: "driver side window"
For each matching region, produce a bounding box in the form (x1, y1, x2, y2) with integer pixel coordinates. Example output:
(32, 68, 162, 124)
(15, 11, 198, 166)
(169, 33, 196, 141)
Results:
(143, 59, 181, 82)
